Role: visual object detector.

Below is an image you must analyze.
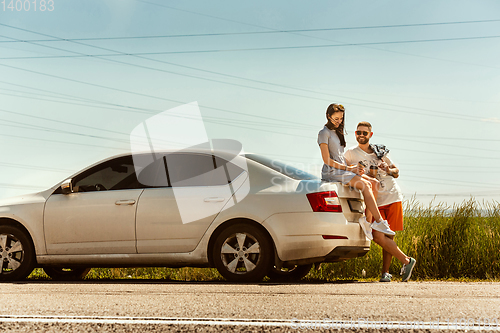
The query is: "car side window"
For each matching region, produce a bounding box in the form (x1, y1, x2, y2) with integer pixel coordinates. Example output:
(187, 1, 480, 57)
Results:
(214, 156, 245, 183)
(135, 153, 245, 187)
(73, 156, 141, 192)
(167, 153, 222, 187)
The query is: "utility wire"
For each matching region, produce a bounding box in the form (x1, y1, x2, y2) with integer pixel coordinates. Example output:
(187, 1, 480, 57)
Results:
(404, 175, 500, 188)
(0, 183, 46, 190)
(402, 177, 500, 189)
(0, 27, 497, 157)
(130, 1, 500, 71)
(2, 80, 496, 138)
(2, 19, 500, 43)
(0, 24, 489, 122)
(0, 56, 485, 125)
(0, 162, 74, 173)
(1, 87, 498, 155)
(2, 35, 500, 58)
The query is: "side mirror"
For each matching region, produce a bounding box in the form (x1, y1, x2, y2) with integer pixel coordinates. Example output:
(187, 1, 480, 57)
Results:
(61, 179, 73, 195)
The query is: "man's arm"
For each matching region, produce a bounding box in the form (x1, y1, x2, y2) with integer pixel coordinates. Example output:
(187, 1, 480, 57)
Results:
(380, 155, 399, 178)
(387, 164, 399, 178)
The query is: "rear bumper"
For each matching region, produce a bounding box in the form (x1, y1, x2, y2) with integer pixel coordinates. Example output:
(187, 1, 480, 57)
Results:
(262, 212, 371, 262)
(323, 246, 370, 262)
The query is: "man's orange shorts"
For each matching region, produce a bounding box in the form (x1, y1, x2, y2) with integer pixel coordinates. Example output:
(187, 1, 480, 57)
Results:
(379, 201, 404, 231)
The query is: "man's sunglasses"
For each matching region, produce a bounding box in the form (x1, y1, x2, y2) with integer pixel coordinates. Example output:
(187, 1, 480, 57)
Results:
(355, 130, 369, 136)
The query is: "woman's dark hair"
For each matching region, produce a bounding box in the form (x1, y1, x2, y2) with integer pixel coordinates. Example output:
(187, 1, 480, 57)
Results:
(325, 103, 346, 147)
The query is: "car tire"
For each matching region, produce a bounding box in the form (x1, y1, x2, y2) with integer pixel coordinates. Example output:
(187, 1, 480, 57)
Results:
(43, 267, 91, 281)
(267, 263, 313, 282)
(0, 225, 35, 281)
(213, 223, 272, 283)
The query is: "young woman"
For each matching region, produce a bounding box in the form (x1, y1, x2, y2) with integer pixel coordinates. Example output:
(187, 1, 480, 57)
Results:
(317, 103, 415, 282)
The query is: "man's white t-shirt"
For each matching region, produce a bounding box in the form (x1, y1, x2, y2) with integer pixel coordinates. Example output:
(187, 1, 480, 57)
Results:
(344, 146, 403, 207)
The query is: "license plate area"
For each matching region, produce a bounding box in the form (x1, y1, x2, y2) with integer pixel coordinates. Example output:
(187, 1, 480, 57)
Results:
(347, 199, 364, 214)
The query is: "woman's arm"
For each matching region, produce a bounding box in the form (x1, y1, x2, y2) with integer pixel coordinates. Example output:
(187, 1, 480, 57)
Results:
(320, 143, 358, 172)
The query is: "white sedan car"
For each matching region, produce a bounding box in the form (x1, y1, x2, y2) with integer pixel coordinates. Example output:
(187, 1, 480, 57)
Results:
(0, 149, 369, 282)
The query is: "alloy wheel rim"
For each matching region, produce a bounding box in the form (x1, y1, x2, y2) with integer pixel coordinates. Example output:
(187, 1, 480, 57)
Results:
(0, 233, 24, 273)
(220, 232, 261, 274)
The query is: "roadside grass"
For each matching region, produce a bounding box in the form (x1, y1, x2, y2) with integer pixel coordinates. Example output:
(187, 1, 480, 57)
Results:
(28, 198, 500, 282)
(28, 267, 224, 281)
(308, 198, 500, 281)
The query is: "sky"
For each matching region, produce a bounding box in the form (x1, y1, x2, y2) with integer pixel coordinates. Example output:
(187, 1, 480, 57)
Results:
(0, 0, 499, 206)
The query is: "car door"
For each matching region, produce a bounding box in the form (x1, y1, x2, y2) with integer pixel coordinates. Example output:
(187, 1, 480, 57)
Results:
(44, 156, 144, 255)
(135, 153, 247, 253)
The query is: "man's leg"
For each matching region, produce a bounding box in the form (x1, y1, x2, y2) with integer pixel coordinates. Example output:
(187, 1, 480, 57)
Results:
(372, 230, 408, 265)
(381, 202, 404, 273)
(382, 235, 394, 274)
(378, 206, 393, 274)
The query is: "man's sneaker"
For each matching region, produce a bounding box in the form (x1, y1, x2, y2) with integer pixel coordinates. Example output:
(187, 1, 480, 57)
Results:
(372, 220, 396, 236)
(400, 257, 416, 282)
(379, 272, 392, 282)
(358, 217, 373, 240)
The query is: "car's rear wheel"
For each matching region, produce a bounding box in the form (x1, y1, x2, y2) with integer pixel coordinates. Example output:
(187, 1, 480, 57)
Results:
(43, 267, 91, 281)
(0, 225, 35, 281)
(213, 224, 272, 282)
(267, 263, 313, 282)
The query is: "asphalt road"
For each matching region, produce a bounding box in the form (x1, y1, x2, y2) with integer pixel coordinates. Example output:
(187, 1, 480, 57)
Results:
(1, 281, 499, 332)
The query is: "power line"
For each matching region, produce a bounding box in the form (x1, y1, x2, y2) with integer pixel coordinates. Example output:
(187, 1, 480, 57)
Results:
(0, 131, 129, 151)
(0, 63, 335, 130)
(133, 0, 500, 72)
(0, 162, 74, 173)
(1, 86, 498, 158)
(0, 28, 497, 155)
(2, 35, 500, 59)
(0, 183, 46, 190)
(1, 19, 499, 43)
(401, 179, 496, 189)
(0, 24, 490, 123)
(375, 134, 500, 153)
(9, 32, 467, 118)
(403, 192, 500, 197)
(381, 134, 500, 142)
(405, 175, 500, 190)
(0, 89, 312, 133)
(1, 79, 494, 138)
(1, 83, 496, 160)
(386, 145, 500, 161)
(0, 118, 132, 145)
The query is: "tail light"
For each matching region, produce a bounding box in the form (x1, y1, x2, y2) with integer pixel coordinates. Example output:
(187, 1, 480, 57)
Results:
(306, 191, 342, 212)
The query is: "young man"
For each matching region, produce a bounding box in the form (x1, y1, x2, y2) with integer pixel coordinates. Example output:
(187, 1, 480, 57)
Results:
(344, 121, 414, 282)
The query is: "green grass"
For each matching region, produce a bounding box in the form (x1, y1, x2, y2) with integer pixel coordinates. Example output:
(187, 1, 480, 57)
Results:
(308, 198, 500, 281)
(28, 267, 224, 281)
(28, 198, 500, 282)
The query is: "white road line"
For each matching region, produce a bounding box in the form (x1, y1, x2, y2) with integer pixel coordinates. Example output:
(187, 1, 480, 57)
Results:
(0, 315, 497, 330)
(1, 315, 290, 327)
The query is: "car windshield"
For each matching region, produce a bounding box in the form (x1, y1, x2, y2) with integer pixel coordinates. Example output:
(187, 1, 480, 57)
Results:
(245, 154, 318, 181)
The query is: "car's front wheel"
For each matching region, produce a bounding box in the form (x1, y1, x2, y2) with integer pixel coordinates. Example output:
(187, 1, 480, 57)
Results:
(0, 225, 35, 281)
(213, 224, 272, 282)
(43, 267, 91, 281)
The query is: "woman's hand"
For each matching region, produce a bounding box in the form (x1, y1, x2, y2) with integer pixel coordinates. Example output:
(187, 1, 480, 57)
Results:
(347, 165, 363, 175)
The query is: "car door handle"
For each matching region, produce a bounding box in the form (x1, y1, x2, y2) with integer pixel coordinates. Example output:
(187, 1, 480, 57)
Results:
(115, 200, 136, 205)
(204, 197, 225, 202)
